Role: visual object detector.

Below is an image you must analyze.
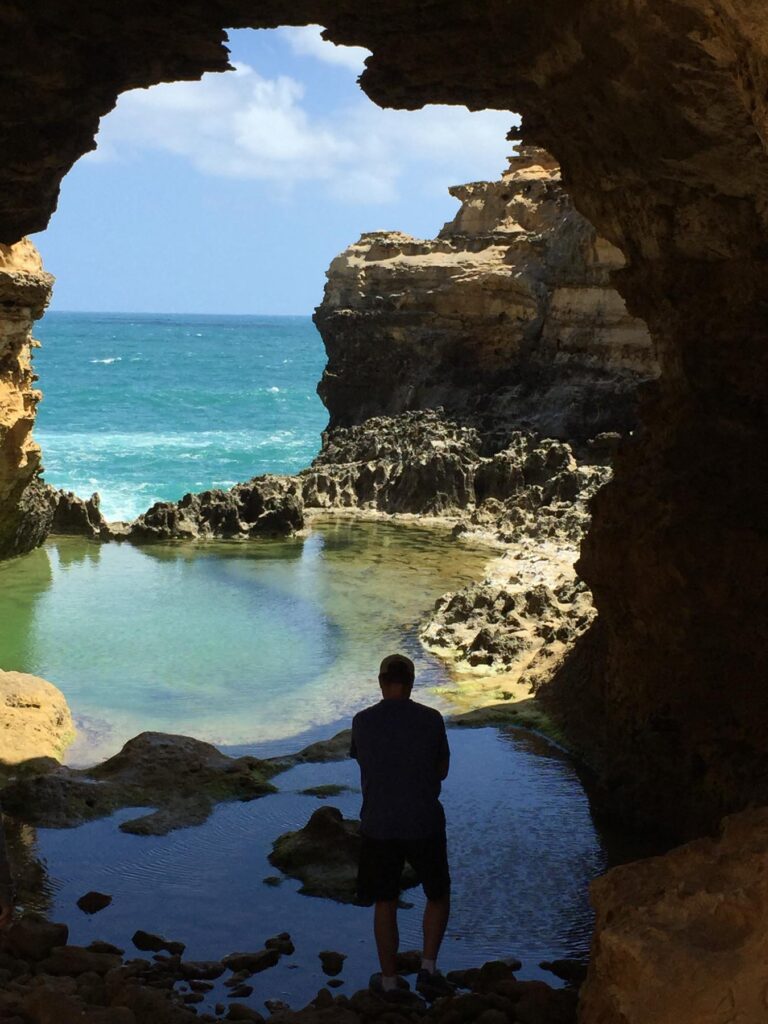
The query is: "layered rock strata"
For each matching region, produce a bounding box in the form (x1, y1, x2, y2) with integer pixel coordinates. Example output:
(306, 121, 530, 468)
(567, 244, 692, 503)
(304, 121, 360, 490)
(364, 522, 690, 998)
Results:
(316, 147, 657, 444)
(0, 241, 53, 559)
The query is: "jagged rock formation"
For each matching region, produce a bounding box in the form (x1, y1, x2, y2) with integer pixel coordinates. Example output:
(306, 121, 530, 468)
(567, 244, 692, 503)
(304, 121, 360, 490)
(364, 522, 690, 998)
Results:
(49, 489, 110, 540)
(0, 241, 54, 559)
(126, 475, 304, 542)
(316, 147, 657, 444)
(0, 670, 74, 766)
(581, 807, 768, 1024)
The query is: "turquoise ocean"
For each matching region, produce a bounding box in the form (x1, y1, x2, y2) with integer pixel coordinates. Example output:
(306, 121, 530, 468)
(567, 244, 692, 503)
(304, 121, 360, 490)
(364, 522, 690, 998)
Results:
(34, 311, 328, 520)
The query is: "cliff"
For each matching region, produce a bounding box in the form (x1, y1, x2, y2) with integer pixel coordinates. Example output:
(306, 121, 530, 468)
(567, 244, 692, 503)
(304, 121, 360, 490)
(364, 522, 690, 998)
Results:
(315, 147, 657, 446)
(0, 241, 54, 559)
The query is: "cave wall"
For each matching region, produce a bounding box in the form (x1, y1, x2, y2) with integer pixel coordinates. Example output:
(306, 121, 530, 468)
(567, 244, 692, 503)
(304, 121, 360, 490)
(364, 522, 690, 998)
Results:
(315, 146, 656, 445)
(0, 0, 766, 839)
(0, 242, 54, 559)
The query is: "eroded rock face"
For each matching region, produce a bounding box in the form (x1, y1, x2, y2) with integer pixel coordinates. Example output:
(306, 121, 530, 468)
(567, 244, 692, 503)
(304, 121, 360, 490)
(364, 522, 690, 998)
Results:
(580, 808, 768, 1024)
(0, 240, 54, 559)
(0, 669, 74, 765)
(315, 147, 656, 443)
(128, 475, 304, 542)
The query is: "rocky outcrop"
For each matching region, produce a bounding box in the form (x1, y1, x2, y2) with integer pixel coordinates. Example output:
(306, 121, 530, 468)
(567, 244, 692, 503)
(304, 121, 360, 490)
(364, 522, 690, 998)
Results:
(0, 732, 279, 834)
(0, 241, 54, 559)
(50, 489, 110, 540)
(580, 807, 768, 1024)
(127, 475, 304, 542)
(269, 805, 416, 903)
(315, 147, 657, 444)
(300, 409, 607, 533)
(0, 670, 74, 766)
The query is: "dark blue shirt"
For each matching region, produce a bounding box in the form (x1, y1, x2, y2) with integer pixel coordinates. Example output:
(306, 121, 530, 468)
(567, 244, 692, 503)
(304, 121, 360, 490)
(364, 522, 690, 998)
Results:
(350, 699, 450, 840)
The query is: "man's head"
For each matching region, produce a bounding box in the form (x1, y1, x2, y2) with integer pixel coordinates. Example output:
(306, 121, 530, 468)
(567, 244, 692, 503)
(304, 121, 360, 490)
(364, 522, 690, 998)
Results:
(379, 653, 415, 699)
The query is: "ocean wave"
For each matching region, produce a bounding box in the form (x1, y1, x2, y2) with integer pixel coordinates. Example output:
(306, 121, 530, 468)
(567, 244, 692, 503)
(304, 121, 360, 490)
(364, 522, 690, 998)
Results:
(90, 357, 122, 364)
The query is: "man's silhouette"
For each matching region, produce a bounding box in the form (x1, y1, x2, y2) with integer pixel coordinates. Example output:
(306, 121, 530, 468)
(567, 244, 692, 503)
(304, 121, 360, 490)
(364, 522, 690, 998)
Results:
(350, 654, 454, 1001)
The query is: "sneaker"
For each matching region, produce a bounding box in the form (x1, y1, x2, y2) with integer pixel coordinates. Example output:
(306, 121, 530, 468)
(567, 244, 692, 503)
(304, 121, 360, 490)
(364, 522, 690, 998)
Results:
(369, 972, 416, 1003)
(415, 968, 456, 1001)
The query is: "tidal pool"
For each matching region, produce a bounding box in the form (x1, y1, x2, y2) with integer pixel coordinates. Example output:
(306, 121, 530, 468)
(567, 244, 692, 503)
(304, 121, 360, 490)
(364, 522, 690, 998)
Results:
(0, 518, 491, 763)
(1, 518, 613, 1012)
(14, 727, 606, 1012)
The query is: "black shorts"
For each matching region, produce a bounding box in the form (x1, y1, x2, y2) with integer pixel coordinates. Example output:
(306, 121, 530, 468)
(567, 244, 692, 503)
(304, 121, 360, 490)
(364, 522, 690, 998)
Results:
(356, 829, 450, 904)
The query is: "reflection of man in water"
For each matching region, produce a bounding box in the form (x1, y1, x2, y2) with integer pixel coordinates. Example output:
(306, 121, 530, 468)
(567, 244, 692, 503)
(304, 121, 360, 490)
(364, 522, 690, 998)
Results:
(0, 809, 13, 929)
(350, 654, 455, 1002)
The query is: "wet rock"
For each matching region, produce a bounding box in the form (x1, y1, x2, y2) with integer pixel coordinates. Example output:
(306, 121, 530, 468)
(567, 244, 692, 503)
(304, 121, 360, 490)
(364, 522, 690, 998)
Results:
(2, 916, 68, 960)
(269, 805, 417, 903)
(132, 931, 185, 956)
(538, 959, 587, 987)
(87, 940, 124, 956)
(37, 945, 123, 976)
(318, 950, 346, 976)
(262, 876, 283, 887)
(299, 784, 353, 799)
(76, 891, 112, 915)
(180, 961, 225, 981)
(222, 949, 280, 974)
(228, 984, 254, 998)
(265, 933, 295, 955)
(326, 979, 344, 989)
(1, 731, 279, 833)
(129, 475, 303, 542)
(267, 730, 352, 771)
(227, 1004, 266, 1022)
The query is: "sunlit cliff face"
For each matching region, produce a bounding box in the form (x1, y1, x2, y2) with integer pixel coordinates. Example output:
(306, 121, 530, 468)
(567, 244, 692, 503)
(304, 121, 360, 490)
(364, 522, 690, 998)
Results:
(0, 1, 766, 840)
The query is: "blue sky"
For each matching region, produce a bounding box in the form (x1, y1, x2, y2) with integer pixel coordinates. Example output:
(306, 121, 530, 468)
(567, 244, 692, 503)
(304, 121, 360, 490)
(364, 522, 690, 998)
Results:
(33, 27, 516, 315)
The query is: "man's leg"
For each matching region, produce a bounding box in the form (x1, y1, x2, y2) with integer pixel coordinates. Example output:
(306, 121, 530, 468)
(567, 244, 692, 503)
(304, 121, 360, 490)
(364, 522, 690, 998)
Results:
(373, 899, 399, 978)
(422, 892, 450, 968)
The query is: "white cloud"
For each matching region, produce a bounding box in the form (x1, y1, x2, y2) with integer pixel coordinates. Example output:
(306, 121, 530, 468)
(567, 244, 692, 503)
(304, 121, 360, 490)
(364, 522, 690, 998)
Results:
(92, 62, 516, 205)
(279, 25, 371, 72)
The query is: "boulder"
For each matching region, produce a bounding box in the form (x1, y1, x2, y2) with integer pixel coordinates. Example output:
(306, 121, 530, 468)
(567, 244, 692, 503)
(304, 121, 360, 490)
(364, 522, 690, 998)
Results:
(580, 807, 768, 1024)
(0, 670, 74, 765)
(268, 805, 416, 903)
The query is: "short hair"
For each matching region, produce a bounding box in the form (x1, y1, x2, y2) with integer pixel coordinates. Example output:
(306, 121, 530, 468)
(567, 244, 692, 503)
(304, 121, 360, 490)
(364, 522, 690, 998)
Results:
(379, 653, 415, 687)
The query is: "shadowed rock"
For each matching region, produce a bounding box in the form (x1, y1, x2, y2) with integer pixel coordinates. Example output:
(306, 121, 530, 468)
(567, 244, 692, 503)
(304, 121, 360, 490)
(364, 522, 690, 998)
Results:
(0, 731, 279, 834)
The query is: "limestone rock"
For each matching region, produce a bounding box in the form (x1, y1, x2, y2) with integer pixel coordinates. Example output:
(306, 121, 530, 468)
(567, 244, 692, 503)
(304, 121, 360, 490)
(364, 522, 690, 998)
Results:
(0, 670, 74, 765)
(0, 731, 279, 833)
(0, 240, 54, 559)
(128, 475, 304, 541)
(315, 148, 656, 442)
(580, 807, 768, 1024)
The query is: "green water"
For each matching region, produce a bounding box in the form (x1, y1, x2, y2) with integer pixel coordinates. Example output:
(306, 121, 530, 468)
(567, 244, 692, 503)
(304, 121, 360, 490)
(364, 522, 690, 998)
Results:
(0, 519, 490, 763)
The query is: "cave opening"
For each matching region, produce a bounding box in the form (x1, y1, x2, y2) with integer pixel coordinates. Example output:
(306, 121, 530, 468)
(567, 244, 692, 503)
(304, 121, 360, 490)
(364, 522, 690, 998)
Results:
(2, 6, 766, 1022)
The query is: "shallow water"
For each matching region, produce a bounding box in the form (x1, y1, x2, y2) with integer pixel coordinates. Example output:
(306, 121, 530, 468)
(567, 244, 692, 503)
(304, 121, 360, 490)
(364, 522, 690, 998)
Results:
(16, 727, 605, 1012)
(0, 519, 491, 763)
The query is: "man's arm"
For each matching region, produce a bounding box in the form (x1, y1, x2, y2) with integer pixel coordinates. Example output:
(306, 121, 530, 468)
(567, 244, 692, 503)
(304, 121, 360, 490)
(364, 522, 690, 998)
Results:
(0, 806, 15, 929)
(436, 716, 450, 781)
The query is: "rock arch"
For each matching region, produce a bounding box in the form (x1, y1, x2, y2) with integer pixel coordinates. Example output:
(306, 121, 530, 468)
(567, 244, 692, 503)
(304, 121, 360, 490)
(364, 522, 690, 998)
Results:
(0, 1, 766, 840)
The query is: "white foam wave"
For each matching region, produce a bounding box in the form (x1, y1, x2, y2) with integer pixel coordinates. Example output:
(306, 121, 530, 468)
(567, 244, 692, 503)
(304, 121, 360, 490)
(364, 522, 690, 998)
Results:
(90, 357, 122, 364)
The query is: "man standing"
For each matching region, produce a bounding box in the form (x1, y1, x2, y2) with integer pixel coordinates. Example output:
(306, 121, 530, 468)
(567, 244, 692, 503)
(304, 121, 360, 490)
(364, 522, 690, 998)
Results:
(350, 654, 454, 1002)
